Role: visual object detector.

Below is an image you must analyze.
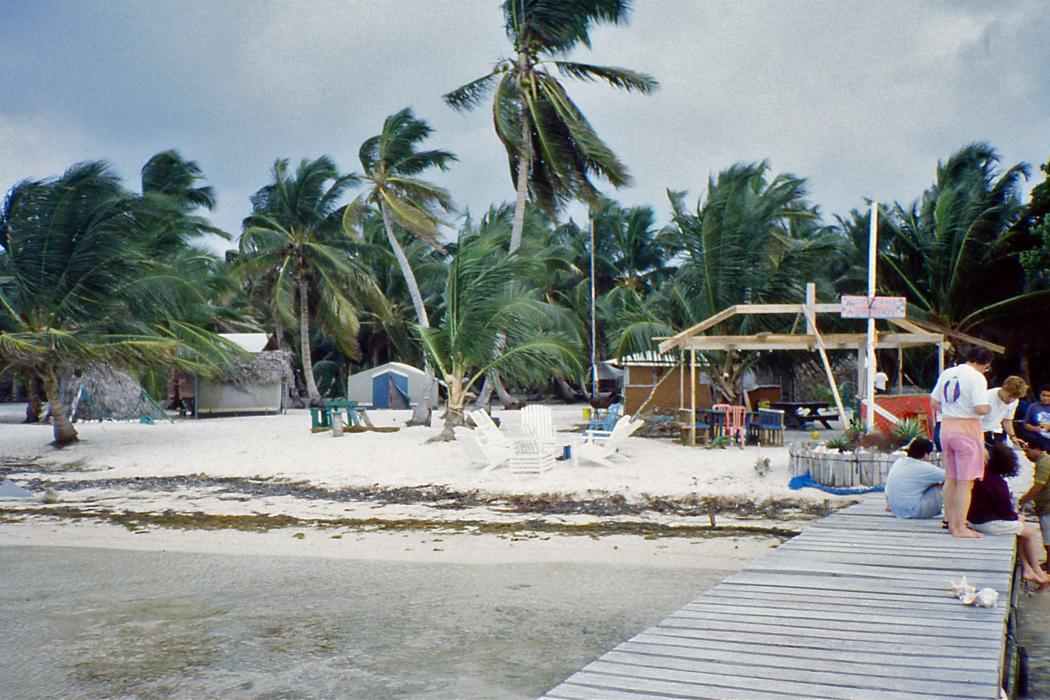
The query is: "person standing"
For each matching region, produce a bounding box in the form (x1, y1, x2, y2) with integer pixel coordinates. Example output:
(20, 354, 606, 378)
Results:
(981, 376, 1028, 446)
(929, 347, 994, 538)
(1023, 385, 1050, 450)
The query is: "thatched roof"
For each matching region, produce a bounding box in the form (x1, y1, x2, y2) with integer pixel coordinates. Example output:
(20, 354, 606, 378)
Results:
(58, 364, 166, 422)
(222, 350, 293, 386)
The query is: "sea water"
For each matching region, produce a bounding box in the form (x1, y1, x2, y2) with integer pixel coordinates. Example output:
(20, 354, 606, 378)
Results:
(1020, 591, 1050, 697)
(0, 546, 727, 699)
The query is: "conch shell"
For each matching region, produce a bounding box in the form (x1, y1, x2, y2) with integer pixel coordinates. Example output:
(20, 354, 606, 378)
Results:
(949, 576, 975, 600)
(949, 576, 998, 607)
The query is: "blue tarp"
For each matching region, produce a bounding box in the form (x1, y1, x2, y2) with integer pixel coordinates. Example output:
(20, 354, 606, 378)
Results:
(788, 471, 884, 495)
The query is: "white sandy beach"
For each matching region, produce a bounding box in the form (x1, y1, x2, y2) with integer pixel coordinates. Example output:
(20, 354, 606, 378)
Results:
(0, 403, 848, 570)
(0, 404, 839, 502)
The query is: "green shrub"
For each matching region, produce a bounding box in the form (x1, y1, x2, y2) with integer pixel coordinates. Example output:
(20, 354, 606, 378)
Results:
(891, 417, 928, 447)
(825, 434, 853, 452)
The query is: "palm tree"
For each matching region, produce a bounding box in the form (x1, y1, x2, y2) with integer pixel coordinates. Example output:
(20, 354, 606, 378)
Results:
(611, 162, 839, 401)
(880, 143, 1047, 334)
(443, 0, 657, 252)
(239, 156, 384, 403)
(349, 107, 456, 424)
(414, 231, 581, 440)
(0, 162, 229, 445)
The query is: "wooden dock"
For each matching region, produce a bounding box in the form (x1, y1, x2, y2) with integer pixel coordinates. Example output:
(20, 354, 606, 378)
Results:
(544, 495, 1021, 700)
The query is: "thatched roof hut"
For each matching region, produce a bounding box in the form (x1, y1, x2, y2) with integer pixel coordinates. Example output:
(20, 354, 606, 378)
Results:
(58, 364, 167, 422)
(179, 334, 292, 417)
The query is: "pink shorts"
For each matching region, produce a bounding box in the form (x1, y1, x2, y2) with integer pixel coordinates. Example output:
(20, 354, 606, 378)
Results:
(941, 433, 985, 480)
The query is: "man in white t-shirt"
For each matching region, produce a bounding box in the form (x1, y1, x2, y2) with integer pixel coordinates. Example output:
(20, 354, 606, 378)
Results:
(980, 375, 1028, 447)
(929, 347, 993, 538)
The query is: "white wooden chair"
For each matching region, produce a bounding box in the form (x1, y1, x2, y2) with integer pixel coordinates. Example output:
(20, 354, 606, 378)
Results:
(467, 409, 513, 450)
(510, 437, 555, 474)
(521, 405, 557, 455)
(456, 428, 512, 471)
(576, 415, 645, 467)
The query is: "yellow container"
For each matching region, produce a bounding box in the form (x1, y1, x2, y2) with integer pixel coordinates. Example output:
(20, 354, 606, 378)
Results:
(582, 407, 591, 421)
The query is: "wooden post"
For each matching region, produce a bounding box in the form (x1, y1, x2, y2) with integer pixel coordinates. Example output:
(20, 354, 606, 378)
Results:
(690, 349, 697, 446)
(938, 342, 945, 375)
(897, 346, 904, 394)
(805, 283, 816, 335)
(804, 308, 849, 427)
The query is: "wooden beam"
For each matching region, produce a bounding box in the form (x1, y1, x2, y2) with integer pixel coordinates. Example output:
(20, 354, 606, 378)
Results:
(890, 318, 1005, 354)
(659, 305, 739, 352)
(658, 302, 843, 352)
(803, 306, 849, 426)
(681, 332, 944, 351)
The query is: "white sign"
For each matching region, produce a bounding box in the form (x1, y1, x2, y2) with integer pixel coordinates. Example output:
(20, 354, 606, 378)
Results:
(840, 295, 907, 319)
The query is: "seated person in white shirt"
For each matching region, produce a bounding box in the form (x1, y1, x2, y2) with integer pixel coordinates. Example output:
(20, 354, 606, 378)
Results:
(885, 438, 945, 519)
(981, 375, 1028, 447)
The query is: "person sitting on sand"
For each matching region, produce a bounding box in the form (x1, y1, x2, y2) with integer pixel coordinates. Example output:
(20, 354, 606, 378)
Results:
(1018, 443, 1050, 570)
(885, 438, 944, 519)
(968, 443, 1050, 584)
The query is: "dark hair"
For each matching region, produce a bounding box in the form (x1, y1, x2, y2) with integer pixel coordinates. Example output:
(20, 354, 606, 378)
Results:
(965, 347, 994, 365)
(986, 442, 1019, 478)
(906, 437, 934, 459)
(1040, 384, 1050, 395)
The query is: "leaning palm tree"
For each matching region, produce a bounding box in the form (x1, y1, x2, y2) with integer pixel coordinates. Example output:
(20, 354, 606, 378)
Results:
(414, 231, 581, 440)
(348, 108, 456, 424)
(444, 0, 657, 251)
(239, 156, 384, 403)
(0, 162, 232, 445)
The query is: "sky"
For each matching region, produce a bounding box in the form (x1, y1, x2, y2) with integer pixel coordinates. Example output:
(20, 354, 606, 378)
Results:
(2, 0, 1048, 251)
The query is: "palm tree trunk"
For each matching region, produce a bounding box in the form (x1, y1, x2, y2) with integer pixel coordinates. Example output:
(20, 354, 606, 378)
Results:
(432, 372, 466, 442)
(298, 277, 321, 403)
(380, 201, 437, 426)
(42, 368, 78, 446)
(24, 373, 43, 424)
(509, 97, 532, 253)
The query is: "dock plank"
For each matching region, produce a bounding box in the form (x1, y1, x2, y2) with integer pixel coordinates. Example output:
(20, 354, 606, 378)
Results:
(543, 495, 1016, 699)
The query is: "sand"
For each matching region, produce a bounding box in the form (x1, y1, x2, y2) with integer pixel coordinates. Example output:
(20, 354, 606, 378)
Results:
(0, 403, 845, 566)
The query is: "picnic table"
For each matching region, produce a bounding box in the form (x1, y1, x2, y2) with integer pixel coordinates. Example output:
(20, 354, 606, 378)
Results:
(771, 400, 835, 429)
(310, 400, 359, 432)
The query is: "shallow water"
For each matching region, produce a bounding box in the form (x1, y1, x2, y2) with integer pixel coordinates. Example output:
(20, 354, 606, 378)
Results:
(0, 546, 727, 699)
(1020, 589, 1050, 697)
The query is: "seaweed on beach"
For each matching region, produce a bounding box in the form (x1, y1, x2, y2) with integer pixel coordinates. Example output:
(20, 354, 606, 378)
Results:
(0, 505, 801, 541)
(4, 472, 842, 521)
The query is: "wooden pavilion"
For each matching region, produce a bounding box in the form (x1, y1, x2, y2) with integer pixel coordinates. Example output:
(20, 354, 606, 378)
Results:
(652, 283, 1003, 444)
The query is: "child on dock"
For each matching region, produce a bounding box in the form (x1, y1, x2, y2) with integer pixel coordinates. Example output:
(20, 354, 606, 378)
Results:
(885, 438, 944, 519)
(968, 443, 1050, 584)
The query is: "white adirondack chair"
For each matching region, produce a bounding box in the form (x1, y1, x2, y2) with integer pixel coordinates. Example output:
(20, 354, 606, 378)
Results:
(510, 436, 555, 474)
(575, 415, 645, 467)
(521, 405, 557, 455)
(456, 428, 513, 471)
(467, 409, 513, 450)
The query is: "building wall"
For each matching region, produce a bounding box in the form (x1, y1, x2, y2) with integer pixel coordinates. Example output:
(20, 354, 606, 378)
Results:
(196, 380, 283, 414)
(624, 365, 713, 414)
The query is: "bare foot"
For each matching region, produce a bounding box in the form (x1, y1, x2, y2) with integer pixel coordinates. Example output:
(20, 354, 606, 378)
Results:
(1023, 569, 1048, 584)
(949, 527, 983, 538)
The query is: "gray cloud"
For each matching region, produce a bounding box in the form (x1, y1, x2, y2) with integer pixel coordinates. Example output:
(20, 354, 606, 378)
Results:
(2, 0, 1047, 247)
